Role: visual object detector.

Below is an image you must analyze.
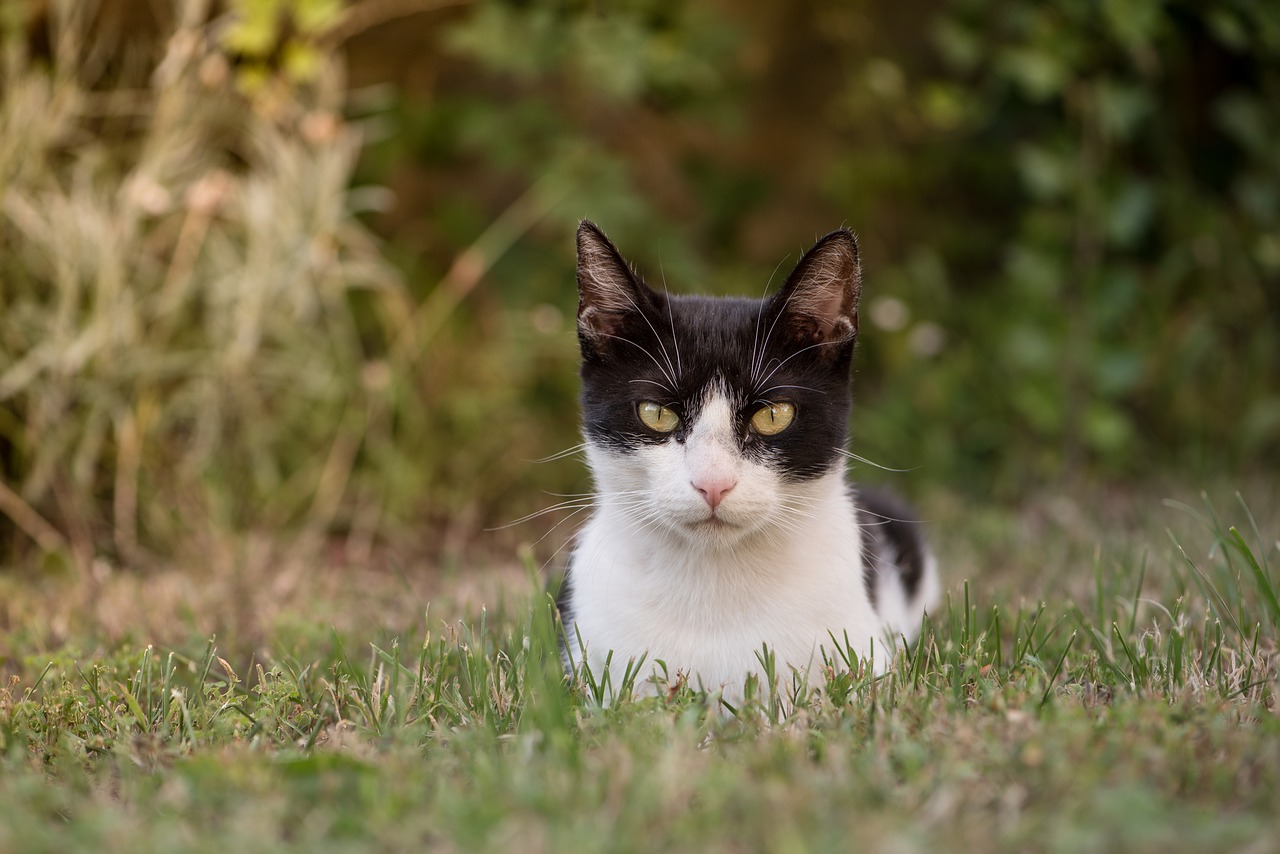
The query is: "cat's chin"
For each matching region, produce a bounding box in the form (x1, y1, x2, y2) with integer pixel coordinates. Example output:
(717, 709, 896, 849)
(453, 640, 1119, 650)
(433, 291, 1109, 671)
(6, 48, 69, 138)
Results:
(666, 513, 760, 548)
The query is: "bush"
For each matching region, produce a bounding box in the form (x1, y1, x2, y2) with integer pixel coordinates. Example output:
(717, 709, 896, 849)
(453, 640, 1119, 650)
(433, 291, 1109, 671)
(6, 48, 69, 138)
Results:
(359, 0, 1280, 499)
(0, 1, 411, 564)
(856, 0, 1280, 491)
(2, 0, 1276, 564)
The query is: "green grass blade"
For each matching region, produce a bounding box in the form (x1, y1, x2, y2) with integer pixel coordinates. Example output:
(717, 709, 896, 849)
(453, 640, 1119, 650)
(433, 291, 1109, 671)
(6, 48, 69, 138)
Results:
(1230, 526, 1280, 626)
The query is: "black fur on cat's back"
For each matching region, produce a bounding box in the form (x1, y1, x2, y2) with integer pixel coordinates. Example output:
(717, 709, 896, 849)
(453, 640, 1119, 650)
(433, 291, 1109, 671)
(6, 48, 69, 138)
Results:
(855, 487, 929, 607)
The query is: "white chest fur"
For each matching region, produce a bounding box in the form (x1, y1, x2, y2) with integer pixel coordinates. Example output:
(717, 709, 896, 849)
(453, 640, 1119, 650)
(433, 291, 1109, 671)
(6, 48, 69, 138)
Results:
(563, 467, 890, 700)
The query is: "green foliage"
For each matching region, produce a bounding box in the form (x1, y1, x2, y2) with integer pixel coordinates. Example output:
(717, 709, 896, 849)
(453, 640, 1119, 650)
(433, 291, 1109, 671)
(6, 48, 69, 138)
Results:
(886, 0, 1280, 487)
(1, 0, 1277, 561)
(359, 0, 1280, 512)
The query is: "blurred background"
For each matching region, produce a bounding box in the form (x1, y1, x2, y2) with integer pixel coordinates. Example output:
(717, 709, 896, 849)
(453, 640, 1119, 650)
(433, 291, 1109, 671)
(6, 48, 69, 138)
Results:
(1, 0, 1277, 572)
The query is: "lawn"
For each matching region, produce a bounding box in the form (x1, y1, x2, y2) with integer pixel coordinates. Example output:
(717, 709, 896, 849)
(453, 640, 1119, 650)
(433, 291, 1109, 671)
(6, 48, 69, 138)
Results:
(2, 484, 1276, 852)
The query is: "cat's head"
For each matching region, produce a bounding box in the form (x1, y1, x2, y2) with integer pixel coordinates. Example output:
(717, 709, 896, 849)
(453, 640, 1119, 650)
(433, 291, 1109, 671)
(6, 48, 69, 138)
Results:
(575, 221, 862, 548)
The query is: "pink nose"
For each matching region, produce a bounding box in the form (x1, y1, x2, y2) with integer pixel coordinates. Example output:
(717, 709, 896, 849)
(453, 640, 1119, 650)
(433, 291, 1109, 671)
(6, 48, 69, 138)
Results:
(692, 477, 736, 510)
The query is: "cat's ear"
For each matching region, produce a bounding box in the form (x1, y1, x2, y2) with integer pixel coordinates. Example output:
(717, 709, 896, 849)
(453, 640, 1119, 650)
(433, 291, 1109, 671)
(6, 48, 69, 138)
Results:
(772, 229, 861, 347)
(576, 220, 648, 349)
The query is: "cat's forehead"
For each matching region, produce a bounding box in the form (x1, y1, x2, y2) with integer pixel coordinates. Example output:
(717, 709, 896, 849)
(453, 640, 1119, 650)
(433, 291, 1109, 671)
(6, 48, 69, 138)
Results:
(625, 294, 814, 401)
(660, 294, 775, 363)
(666, 294, 765, 333)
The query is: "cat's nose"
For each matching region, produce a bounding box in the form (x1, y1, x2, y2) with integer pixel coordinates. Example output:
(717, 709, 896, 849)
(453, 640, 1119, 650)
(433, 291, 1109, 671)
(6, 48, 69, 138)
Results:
(692, 477, 736, 510)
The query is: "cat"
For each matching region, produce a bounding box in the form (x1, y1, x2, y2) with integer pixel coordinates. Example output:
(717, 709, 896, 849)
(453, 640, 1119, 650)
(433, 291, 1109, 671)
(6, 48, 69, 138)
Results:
(556, 221, 939, 703)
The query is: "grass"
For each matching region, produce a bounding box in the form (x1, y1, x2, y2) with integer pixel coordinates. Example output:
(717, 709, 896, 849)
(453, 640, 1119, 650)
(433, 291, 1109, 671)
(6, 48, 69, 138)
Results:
(0, 487, 1276, 852)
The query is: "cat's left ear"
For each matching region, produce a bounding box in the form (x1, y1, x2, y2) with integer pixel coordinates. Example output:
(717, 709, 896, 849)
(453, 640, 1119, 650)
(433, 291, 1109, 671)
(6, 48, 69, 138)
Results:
(772, 229, 861, 347)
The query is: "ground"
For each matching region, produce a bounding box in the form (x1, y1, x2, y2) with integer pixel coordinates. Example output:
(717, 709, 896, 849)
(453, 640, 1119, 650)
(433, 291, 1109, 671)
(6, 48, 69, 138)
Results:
(0, 482, 1276, 852)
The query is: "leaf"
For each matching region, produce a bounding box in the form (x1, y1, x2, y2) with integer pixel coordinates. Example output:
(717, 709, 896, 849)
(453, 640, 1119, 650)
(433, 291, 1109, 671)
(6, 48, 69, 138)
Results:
(999, 47, 1067, 101)
(1096, 82, 1152, 140)
(1015, 144, 1071, 199)
(1083, 403, 1133, 455)
(282, 41, 321, 83)
(1106, 181, 1154, 247)
(1101, 0, 1162, 54)
(222, 0, 281, 56)
(294, 0, 344, 35)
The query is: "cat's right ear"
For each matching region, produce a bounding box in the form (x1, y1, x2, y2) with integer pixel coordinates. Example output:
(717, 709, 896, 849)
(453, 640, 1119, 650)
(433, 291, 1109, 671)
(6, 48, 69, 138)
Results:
(576, 221, 646, 352)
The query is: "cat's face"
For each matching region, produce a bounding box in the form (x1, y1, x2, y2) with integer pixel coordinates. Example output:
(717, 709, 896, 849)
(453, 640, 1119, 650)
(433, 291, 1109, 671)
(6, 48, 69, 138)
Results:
(575, 222, 862, 548)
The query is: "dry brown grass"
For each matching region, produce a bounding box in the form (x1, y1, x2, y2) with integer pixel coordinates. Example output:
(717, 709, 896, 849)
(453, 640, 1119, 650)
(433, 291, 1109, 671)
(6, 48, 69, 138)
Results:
(1, 0, 414, 566)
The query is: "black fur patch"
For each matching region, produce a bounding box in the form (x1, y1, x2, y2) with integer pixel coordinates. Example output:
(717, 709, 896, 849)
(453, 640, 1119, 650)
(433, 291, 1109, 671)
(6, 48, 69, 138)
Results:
(856, 487, 928, 607)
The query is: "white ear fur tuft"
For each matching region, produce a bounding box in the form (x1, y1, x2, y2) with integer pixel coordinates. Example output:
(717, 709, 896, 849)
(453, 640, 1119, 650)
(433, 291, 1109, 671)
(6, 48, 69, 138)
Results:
(576, 221, 646, 343)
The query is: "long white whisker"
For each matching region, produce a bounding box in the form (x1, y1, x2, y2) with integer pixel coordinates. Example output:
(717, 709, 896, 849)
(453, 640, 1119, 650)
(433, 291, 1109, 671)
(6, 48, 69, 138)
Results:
(659, 264, 683, 382)
(487, 500, 598, 530)
(529, 443, 589, 463)
(759, 384, 826, 396)
(598, 332, 677, 393)
(753, 273, 808, 385)
(834, 448, 918, 473)
(492, 489, 659, 531)
(619, 291, 679, 392)
(855, 506, 928, 524)
(752, 254, 792, 384)
(539, 525, 587, 573)
(756, 339, 841, 389)
(528, 504, 600, 546)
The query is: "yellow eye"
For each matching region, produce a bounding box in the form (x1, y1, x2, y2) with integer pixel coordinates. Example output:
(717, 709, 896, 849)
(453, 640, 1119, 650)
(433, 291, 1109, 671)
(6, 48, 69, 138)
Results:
(638, 401, 680, 433)
(750, 402, 795, 436)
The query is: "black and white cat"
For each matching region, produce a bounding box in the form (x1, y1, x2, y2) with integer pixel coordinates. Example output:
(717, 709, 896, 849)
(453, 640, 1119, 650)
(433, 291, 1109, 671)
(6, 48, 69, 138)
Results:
(557, 221, 938, 700)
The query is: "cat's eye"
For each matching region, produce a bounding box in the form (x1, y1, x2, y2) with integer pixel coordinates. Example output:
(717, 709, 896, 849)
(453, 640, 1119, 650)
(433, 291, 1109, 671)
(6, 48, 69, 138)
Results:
(638, 401, 680, 433)
(750, 402, 795, 436)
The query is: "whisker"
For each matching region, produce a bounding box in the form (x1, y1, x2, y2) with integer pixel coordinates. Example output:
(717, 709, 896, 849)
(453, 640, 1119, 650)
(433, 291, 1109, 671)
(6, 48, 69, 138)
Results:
(835, 448, 918, 473)
(527, 504, 599, 546)
(756, 338, 842, 389)
(619, 290, 680, 391)
(855, 506, 929, 525)
(489, 489, 659, 531)
(529, 443, 589, 463)
(487, 500, 598, 530)
(759, 384, 826, 396)
(753, 270, 808, 384)
(548, 489, 651, 497)
(598, 332, 676, 393)
(659, 267, 683, 382)
(538, 526, 587, 573)
(751, 254, 793, 384)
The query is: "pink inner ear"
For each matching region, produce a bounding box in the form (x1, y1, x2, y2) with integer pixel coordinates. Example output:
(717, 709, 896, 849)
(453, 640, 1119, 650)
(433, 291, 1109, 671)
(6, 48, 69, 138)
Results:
(787, 271, 858, 344)
(811, 287, 848, 336)
(780, 232, 861, 344)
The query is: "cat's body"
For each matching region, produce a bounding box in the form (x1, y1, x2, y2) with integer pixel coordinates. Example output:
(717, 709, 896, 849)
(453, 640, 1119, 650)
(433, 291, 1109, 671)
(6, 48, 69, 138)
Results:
(558, 222, 938, 700)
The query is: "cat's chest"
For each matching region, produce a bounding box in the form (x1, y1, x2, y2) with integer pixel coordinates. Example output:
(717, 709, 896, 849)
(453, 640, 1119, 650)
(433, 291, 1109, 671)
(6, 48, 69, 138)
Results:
(565, 498, 883, 691)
